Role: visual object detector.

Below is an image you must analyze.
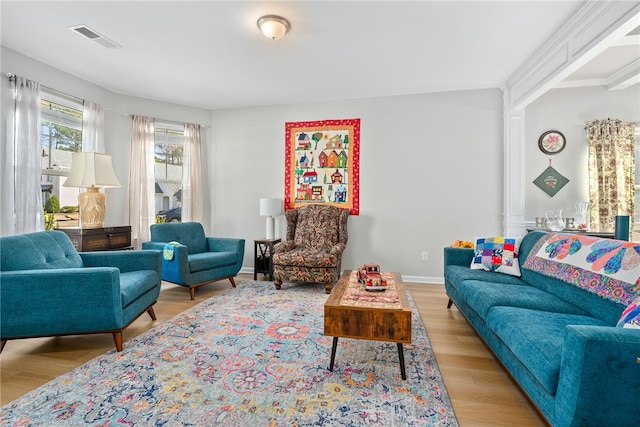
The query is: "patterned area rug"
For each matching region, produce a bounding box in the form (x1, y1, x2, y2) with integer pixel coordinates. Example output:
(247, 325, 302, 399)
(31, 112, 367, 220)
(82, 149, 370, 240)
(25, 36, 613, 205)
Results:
(1, 281, 458, 426)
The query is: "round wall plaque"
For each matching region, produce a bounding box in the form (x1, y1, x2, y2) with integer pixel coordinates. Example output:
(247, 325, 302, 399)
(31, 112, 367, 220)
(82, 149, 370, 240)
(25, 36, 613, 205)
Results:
(538, 130, 566, 155)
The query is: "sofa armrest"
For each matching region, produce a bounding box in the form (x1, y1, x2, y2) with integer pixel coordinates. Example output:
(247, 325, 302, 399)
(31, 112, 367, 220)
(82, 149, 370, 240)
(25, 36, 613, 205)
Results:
(444, 247, 474, 267)
(80, 250, 162, 274)
(0, 268, 123, 337)
(555, 325, 640, 427)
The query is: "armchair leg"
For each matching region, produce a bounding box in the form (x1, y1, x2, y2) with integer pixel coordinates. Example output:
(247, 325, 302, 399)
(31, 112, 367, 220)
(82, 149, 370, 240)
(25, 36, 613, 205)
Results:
(324, 283, 333, 294)
(0, 340, 6, 353)
(447, 298, 453, 309)
(147, 306, 157, 321)
(190, 287, 196, 300)
(113, 332, 124, 352)
(274, 279, 282, 290)
(229, 277, 236, 288)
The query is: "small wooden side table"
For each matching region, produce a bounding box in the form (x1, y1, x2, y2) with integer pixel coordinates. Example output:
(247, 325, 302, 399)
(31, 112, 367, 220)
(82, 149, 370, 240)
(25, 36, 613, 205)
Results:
(254, 238, 281, 281)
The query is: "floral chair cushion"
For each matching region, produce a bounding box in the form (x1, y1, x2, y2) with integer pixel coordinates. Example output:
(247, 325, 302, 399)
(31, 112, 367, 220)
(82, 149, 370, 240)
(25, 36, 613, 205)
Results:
(274, 248, 339, 268)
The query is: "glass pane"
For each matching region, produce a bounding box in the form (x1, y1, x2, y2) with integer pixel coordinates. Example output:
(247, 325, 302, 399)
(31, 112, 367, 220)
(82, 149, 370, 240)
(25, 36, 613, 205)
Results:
(154, 121, 184, 222)
(41, 91, 83, 228)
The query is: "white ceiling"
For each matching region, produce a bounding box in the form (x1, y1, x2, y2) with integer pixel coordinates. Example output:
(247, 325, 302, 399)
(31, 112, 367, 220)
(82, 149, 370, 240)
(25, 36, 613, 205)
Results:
(1, 1, 638, 110)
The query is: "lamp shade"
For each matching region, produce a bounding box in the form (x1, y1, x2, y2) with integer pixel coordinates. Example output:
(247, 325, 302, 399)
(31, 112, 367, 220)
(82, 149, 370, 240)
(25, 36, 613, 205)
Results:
(257, 15, 290, 40)
(64, 152, 120, 188)
(260, 198, 283, 217)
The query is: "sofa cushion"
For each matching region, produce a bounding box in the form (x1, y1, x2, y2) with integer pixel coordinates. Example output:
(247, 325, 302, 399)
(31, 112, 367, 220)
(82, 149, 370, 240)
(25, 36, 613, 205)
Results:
(0, 231, 83, 271)
(470, 236, 522, 277)
(120, 270, 160, 307)
(445, 265, 526, 293)
(188, 252, 238, 273)
(486, 306, 607, 394)
(273, 248, 338, 268)
(457, 280, 588, 319)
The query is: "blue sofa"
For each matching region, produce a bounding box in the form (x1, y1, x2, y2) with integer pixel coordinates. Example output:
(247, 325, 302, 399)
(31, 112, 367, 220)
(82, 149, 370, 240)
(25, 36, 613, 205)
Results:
(141, 222, 245, 300)
(444, 231, 640, 427)
(0, 231, 162, 352)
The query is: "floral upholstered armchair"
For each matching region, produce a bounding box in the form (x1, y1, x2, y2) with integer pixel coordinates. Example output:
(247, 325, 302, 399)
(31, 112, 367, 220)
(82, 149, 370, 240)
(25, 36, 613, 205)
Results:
(273, 204, 349, 294)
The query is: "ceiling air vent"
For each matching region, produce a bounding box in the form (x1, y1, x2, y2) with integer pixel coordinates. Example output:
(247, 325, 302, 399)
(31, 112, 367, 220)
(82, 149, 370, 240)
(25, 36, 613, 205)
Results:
(69, 25, 121, 49)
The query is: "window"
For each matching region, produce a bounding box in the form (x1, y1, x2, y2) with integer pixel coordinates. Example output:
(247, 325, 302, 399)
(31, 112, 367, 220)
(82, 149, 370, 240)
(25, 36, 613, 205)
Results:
(154, 121, 184, 221)
(40, 89, 83, 223)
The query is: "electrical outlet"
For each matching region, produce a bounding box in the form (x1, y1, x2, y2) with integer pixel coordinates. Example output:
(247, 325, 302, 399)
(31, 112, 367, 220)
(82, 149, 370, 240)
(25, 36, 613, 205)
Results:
(421, 251, 428, 261)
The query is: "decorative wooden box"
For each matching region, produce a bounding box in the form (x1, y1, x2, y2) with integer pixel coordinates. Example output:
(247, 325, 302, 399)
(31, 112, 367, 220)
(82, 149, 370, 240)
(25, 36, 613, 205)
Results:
(57, 226, 132, 252)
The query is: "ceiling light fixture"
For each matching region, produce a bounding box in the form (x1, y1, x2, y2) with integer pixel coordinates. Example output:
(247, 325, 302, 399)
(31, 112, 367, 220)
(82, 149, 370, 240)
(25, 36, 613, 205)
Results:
(257, 15, 290, 40)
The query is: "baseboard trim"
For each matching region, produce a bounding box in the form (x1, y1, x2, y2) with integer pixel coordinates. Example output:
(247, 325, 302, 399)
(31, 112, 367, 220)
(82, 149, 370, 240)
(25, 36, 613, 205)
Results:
(402, 275, 444, 285)
(239, 267, 443, 285)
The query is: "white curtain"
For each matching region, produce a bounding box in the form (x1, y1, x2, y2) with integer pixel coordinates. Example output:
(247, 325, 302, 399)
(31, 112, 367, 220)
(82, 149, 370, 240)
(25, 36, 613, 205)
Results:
(126, 116, 155, 248)
(182, 123, 203, 222)
(1, 75, 43, 235)
(82, 101, 105, 152)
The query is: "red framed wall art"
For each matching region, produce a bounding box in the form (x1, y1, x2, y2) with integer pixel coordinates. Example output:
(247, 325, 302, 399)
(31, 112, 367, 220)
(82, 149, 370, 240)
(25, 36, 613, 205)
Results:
(284, 118, 360, 215)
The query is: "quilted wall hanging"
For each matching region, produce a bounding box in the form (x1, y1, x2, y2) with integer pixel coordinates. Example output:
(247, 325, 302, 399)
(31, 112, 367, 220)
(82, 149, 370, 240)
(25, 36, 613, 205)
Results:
(284, 118, 360, 215)
(533, 159, 569, 197)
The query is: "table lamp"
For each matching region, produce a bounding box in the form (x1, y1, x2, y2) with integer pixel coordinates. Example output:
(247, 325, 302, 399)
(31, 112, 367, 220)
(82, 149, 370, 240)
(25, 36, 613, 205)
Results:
(260, 198, 283, 239)
(63, 152, 121, 228)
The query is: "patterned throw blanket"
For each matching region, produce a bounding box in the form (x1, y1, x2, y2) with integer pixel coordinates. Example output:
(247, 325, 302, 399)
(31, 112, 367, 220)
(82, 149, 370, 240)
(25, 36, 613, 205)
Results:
(522, 233, 640, 306)
(162, 241, 181, 261)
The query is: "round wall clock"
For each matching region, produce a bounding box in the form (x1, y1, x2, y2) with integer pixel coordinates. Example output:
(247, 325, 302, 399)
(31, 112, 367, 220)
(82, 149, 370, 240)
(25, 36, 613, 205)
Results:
(538, 130, 566, 155)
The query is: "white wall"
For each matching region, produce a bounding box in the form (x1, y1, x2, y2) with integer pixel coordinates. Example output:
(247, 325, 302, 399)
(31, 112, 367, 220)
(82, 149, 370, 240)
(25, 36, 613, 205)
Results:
(2, 47, 505, 282)
(524, 85, 640, 223)
(1, 47, 213, 229)
(211, 89, 505, 281)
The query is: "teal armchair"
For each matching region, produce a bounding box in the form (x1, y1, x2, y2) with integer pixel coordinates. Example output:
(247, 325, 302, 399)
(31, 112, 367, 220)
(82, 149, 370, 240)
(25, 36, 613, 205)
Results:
(0, 231, 162, 352)
(142, 222, 245, 300)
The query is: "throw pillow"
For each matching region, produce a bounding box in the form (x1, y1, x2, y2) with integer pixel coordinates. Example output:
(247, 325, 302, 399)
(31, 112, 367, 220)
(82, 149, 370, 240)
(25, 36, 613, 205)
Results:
(470, 236, 522, 277)
(617, 296, 640, 329)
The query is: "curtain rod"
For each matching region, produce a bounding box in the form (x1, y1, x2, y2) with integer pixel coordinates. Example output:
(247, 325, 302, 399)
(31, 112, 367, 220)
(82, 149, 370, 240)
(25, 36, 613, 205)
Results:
(122, 113, 206, 128)
(7, 73, 107, 109)
(585, 119, 640, 125)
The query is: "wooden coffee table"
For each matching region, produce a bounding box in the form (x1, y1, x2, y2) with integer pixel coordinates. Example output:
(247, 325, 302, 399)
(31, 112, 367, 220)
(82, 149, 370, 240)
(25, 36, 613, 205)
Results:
(324, 270, 412, 379)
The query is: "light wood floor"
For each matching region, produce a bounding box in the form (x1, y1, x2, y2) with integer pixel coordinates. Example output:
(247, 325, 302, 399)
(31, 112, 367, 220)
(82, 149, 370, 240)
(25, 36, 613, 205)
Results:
(0, 274, 547, 426)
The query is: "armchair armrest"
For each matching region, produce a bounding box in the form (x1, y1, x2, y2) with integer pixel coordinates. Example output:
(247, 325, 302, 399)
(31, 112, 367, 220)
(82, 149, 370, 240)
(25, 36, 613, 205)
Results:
(555, 325, 640, 427)
(80, 250, 162, 274)
(330, 242, 346, 256)
(141, 241, 190, 285)
(444, 247, 474, 267)
(141, 241, 169, 251)
(274, 241, 296, 253)
(0, 268, 123, 336)
(206, 237, 245, 256)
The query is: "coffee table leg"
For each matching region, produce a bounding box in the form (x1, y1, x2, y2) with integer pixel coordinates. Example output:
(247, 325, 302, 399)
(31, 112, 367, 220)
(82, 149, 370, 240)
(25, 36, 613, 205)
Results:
(329, 337, 339, 371)
(397, 343, 406, 380)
